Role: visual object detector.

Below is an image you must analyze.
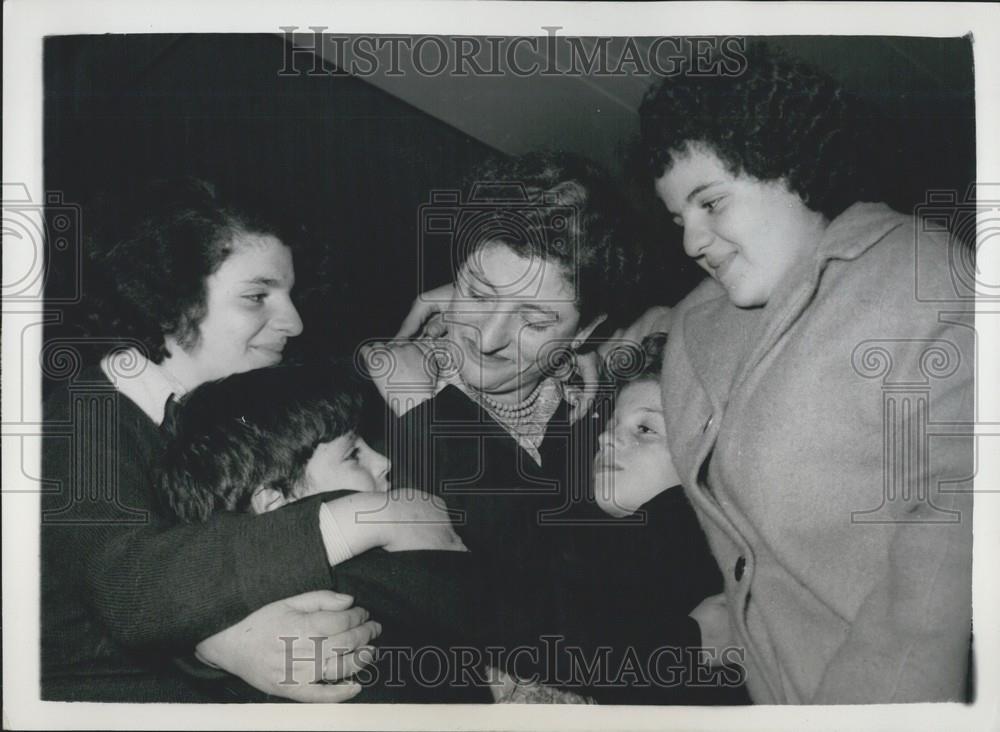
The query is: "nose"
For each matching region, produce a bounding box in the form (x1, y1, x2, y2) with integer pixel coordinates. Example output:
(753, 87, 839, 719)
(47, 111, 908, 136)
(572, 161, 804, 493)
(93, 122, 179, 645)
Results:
(273, 296, 304, 337)
(360, 439, 391, 485)
(597, 424, 618, 452)
(682, 219, 713, 260)
(478, 307, 513, 354)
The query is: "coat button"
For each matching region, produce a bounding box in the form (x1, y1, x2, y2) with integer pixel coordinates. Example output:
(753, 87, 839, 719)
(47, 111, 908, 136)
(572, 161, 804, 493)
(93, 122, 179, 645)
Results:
(734, 555, 746, 582)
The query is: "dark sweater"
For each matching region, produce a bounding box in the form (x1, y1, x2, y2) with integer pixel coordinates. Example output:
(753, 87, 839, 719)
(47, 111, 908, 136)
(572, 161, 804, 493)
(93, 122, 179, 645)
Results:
(383, 384, 747, 704)
(41, 367, 334, 701)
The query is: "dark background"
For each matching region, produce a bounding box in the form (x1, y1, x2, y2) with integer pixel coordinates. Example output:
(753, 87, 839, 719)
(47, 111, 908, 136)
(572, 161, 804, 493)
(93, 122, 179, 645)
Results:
(43, 33, 976, 364)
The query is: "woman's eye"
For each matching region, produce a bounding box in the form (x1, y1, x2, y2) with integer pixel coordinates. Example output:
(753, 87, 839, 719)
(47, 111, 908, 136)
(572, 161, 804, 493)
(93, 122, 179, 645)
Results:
(522, 312, 557, 331)
(702, 196, 724, 213)
(636, 423, 656, 436)
(523, 319, 551, 332)
(243, 293, 267, 304)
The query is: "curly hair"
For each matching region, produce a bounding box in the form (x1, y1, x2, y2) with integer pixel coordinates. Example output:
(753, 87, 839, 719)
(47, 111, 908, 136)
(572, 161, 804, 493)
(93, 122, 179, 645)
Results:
(159, 363, 362, 523)
(81, 178, 306, 363)
(454, 151, 642, 326)
(639, 41, 878, 218)
(606, 331, 669, 392)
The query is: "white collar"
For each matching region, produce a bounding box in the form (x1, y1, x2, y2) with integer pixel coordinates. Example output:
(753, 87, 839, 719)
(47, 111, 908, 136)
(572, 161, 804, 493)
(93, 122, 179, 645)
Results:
(100, 348, 188, 425)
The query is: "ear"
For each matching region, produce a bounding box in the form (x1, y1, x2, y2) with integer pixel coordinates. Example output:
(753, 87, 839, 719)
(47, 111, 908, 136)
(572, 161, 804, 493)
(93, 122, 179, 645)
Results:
(250, 486, 288, 514)
(571, 314, 607, 350)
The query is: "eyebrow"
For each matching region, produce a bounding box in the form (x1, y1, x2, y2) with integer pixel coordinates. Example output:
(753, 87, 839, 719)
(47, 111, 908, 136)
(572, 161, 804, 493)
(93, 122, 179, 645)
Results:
(519, 304, 559, 316)
(685, 181, 724, 204)
(636, 407, 664, 415)
(241, 276, 284, 286)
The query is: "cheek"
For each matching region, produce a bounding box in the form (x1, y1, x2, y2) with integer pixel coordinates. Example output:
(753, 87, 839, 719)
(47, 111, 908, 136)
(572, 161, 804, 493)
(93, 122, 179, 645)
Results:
(519, 319, 578, 364)
(514, 330, 548, 364)
(208, 307, 265, 349)
(449, 310, 488, 337)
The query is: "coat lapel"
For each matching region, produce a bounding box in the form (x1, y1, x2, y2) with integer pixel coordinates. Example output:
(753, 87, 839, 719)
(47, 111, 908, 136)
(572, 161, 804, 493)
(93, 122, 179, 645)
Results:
(730, 203, 907, 392)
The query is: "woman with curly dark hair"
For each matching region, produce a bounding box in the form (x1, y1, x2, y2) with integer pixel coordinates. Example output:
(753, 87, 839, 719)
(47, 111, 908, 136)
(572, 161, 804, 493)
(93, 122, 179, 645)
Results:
(41, 178, 464, 702)
(637, 42, 974, 704)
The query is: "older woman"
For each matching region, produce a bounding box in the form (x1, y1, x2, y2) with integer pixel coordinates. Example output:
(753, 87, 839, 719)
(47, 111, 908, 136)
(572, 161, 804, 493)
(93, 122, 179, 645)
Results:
(41, 178, 463, 702)
(363, 153, 643, 657)
(639, 43, 974, 703)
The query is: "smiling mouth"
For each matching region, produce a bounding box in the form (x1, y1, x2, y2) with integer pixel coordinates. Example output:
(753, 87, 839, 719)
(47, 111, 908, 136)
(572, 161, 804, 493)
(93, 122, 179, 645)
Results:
(707, 252, 738, 281)
(252, 345, 285, 359)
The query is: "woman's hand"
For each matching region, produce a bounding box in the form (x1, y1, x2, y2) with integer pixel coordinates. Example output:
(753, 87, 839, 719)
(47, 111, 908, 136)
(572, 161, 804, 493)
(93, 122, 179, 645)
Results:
(564, 305, 673, 422)
(393, 283, 455, 340)
(324, 489, 467, 555)
(565, 351, 602, 423)
(361, 339, 449, 416)
(688, 593, 734, 663)
(194, 590, 381, 702)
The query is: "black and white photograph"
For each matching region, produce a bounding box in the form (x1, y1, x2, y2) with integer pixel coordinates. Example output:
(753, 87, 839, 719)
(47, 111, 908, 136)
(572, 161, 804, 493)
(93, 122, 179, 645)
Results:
(3, 2, 999, 730)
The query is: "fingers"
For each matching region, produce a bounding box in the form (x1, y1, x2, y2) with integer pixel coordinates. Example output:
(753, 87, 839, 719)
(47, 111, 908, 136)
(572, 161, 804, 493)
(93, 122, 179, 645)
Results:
(306, 606, 372, 637)
(394, 298, 440, 340)
(569, 352, 601, 423)
(324, 644, 378, 682)
(439, 530, 469, 552)
(423, 312, 447, 339)
(326, 619, 383, 658)
(282, 589, 355, 613)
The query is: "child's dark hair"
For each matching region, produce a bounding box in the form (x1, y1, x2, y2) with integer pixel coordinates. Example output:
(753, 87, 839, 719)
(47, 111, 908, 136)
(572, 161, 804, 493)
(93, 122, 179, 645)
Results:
(159, 364, 361, 522)
(607, 332, 668, 392)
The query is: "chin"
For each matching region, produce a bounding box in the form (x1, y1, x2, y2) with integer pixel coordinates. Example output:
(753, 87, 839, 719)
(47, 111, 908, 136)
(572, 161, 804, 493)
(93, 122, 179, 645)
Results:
(250, 347, 283, 367)
(596, 495, 635, 518)
(726, 287, 768, 309)
(459, 364, 506, 393)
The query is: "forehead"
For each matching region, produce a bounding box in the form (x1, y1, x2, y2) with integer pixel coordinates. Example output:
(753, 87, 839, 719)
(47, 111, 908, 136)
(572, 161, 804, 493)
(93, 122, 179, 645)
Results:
(315, 432, 356, 455)
(653, 145, 733, 208)
(617, 379, 663, 413)
(210, 233, 294, 286)
(460, 242, 576, 306)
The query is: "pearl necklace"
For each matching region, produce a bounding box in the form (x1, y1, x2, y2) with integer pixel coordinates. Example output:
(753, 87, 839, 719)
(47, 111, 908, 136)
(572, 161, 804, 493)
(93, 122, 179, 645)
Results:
(459, 374, 544, 421)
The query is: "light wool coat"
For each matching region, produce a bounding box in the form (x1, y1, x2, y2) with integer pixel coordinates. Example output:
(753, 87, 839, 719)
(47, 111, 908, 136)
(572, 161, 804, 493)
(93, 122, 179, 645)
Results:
(662, 202, 974, 704)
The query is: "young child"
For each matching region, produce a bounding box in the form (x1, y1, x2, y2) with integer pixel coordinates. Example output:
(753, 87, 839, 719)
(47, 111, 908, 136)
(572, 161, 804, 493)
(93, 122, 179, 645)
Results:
(592, 333, 683, 519)
(158, 363, 494, 703)
(551, 333, 749, 705)
(161, 363, 389, 521)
